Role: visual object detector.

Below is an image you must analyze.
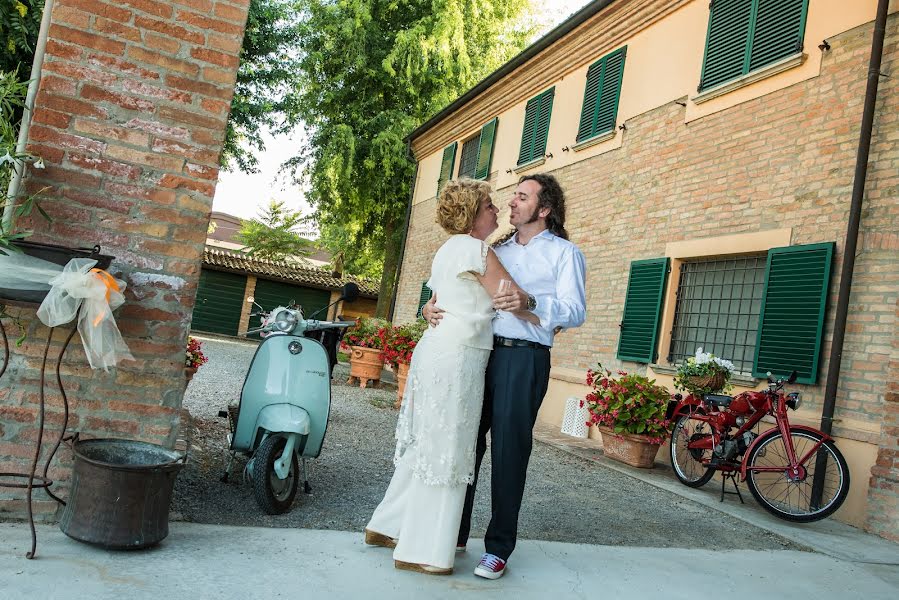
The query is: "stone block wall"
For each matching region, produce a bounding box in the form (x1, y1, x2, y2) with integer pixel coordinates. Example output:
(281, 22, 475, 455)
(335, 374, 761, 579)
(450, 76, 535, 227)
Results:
(0, 0, 251, 518)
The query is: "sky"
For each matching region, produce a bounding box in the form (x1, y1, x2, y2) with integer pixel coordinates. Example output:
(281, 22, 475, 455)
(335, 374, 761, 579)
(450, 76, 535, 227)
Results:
(211, 0, 593, 224)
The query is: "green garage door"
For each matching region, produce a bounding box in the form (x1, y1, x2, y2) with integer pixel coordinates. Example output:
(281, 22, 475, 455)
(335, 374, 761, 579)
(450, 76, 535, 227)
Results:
(252, 278, 331, 322)
(192, 269, 247, 336)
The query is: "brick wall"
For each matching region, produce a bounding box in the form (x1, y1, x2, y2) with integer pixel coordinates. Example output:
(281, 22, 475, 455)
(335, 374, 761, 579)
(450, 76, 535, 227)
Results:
(396, 16, 898, 536)
(0, 0, 250, 519)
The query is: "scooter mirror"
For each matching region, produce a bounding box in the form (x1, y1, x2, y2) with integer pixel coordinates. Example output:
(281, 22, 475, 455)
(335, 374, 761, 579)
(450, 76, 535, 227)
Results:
(788, 370, 798, 384)
(340, 282, 360, 303)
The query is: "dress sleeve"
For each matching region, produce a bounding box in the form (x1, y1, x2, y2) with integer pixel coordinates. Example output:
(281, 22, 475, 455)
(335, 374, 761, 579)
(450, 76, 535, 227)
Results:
(455, 236, 488, 278)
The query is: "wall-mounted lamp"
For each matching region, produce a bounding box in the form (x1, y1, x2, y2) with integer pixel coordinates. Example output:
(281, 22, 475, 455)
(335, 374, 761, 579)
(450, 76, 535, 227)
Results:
(618, 124, 627, 131)
(818, 39, 830, 51)
(544, 153, 553, 159)
(505, 168, 512, 174)
(674, 101, 687, 107)
(562, 146, 570, 152)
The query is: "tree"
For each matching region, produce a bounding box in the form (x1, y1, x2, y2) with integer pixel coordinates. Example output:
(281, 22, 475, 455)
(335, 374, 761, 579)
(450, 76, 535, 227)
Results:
(1, 0, 43, 80)
(238, 200, 314, 261)
(222, 0, 303, 172)
(291, 0, 533, 316)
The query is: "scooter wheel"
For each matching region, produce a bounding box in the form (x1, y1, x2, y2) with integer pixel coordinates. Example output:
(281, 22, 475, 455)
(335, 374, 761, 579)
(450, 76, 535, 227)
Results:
(252, 436, 299, 515)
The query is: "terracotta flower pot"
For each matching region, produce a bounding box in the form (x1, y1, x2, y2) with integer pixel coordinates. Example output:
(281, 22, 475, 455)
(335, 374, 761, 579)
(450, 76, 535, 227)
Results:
(347, 346, 382, 388)
(597, 426, 661, 469)
(394, 362, 410, 409)
(184, 367, 198, 383)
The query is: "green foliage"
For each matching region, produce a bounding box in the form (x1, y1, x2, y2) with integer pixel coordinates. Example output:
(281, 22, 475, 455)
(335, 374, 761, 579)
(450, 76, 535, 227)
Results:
(380, 318, 427, 368)
(237, 199, 314, 261)
(584, 363, 673, 445)
(223, 0, 304, 172)
(0, 69, 47, 255)
(0, 0, 43, 79)
(290, 0, 534, 311)
(341, 316, 390, 350)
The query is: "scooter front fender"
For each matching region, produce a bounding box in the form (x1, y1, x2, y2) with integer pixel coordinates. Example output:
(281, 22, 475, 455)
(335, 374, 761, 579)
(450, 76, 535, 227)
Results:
(255, 404, 311, 438)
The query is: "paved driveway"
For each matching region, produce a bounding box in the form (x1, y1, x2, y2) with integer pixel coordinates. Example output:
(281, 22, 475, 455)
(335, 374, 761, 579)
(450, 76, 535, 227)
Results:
(172, 336, 800, 551)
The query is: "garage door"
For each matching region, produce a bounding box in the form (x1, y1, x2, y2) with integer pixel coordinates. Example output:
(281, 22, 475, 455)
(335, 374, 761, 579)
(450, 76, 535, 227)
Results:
(191, 269, 247, 336)
(252, 279, 331, 320)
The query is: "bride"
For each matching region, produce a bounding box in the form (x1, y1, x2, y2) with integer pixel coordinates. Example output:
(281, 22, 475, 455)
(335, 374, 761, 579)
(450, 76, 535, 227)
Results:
(364, 178, 537, 575)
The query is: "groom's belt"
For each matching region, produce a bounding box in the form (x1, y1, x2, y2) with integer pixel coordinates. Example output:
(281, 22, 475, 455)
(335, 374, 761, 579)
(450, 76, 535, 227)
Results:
(493, 335, 550, 350)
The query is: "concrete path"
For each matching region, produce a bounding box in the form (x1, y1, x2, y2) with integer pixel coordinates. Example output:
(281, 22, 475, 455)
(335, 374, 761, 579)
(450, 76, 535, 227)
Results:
(1, 522, 897, 599)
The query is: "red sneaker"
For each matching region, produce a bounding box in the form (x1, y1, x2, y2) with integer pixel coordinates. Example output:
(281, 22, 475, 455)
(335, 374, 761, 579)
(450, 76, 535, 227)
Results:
(474, 553, 506, 579)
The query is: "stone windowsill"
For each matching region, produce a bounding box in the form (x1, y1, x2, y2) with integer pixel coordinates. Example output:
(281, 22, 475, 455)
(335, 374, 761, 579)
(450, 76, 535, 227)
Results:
(571, 129, 616, 151)
(649, 363, 759, 388)
(513, 156, 546, 173)
(692, 52, 806, 105)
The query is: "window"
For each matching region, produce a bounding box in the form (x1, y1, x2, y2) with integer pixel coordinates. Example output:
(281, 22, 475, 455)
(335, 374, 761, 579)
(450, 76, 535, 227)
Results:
(416, 282, 433, 318)
(668, 256, 766, 374)
(458, 136, 479, 179)
(617, 242, 834, 384)
(436, 142, 457, 195)
(577, 47, 626, 143)
(517, 88, 554, 166)
(458, 118, 498, 180)
(699, 0, 809, 92)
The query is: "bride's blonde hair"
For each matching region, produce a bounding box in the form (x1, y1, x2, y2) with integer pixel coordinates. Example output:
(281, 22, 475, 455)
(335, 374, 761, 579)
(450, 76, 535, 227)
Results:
(436, 178, 491, 235)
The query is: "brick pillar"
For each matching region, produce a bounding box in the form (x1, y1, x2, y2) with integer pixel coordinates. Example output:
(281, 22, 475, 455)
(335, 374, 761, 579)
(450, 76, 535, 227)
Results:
(0, 0, 251, 518)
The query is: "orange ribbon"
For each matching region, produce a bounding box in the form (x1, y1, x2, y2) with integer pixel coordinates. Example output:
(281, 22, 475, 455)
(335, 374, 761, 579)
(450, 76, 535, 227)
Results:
(89, 268, 121, 326)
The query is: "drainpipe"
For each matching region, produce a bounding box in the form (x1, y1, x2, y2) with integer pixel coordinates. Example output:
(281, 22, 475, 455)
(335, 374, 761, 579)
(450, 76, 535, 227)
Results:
(2, 0, 56, 231)
(812, 0, 889, 506)
(387, 140, 418, 322)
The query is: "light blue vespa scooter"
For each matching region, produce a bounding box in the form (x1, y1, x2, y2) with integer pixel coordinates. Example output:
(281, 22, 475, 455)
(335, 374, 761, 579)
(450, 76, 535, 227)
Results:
(219, 283, 358, 514)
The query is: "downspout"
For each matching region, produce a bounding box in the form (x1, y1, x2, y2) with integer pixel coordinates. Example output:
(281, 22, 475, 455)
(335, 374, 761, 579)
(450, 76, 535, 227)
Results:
(820, 0, 889, 434)
(387, 140, 418, 322)
(2, 0, 55, 231)
(812, 0, 889, 506)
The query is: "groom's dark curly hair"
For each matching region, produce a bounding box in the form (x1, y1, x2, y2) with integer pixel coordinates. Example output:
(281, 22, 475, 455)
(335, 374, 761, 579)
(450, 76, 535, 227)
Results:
(492, 173, 569, 246)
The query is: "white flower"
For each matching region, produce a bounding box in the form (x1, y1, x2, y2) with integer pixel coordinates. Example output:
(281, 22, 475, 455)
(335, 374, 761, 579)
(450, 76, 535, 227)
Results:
(33, 157, 45, 169)
(713, 357, 735, 373)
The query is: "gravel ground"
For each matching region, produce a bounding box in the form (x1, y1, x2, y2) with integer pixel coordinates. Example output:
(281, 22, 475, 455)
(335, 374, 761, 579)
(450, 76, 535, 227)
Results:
(172, 336, 801, 551)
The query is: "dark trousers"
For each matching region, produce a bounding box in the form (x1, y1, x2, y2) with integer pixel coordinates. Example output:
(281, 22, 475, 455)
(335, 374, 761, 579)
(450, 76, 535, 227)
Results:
(457, 344, 551, 560)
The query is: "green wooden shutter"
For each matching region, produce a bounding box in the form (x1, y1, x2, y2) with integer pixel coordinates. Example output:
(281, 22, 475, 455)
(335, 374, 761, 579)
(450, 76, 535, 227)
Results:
(593, 47, 626, 135)
(533, 88, 554, 159)
(474, 118, 498, 180)
(416, 282, 433, 318)
(748, 0, 809, 72)
(436, 142, 457, 195)
(617, 258, 670, 363)
(517, 96, 540, 165)
(753, 242, 834, 384)
(699, 0, 753, 91)
(576, 61, 603, 142)
(517, 88, 554, 165)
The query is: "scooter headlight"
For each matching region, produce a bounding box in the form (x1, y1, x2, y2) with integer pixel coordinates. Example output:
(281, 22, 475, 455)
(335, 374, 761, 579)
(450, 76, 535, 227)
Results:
(786, 392, 802, 411)
(273, 309, 298, 333)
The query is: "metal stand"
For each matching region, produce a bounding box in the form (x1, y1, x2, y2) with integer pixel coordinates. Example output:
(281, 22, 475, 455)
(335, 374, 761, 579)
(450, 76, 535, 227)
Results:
(0, 306, 78, 559)
(719, 470, 745, 504)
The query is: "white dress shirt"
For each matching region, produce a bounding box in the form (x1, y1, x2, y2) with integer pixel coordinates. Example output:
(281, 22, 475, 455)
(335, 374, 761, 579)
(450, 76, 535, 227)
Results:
(492, 229, 587, 347)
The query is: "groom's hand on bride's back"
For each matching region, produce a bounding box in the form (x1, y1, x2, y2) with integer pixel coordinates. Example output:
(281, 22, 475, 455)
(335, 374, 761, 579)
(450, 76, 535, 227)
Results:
(422, 295, 444, 327)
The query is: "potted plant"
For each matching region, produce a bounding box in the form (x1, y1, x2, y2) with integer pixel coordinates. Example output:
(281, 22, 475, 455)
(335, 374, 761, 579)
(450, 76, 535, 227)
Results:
(583, 363, 673, 468)
(672, 347, 735, 398)
(341, 316, 388, 388)
(184, 336, 208, 382)
(380, 318, 427, 408)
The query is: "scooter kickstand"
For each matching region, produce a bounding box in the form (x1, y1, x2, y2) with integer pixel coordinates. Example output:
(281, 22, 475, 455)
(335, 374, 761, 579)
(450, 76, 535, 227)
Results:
(302, 459, 311, 494)
(220, 451, 236, 483)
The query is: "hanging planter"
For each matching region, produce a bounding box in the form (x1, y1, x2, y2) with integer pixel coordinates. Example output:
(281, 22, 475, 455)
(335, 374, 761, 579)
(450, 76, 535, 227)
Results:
(0, 242, 113, 304)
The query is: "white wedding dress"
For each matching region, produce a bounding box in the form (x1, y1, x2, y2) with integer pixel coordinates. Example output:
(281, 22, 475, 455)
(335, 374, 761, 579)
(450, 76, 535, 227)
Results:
(366, 234, 494, 569)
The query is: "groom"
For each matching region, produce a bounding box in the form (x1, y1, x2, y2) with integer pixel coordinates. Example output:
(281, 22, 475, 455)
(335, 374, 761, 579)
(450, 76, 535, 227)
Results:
(423, 173, 587, 579)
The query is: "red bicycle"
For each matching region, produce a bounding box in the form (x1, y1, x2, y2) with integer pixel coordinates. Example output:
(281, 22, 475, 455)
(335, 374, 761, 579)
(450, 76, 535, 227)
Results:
(667, 371, 850, 522)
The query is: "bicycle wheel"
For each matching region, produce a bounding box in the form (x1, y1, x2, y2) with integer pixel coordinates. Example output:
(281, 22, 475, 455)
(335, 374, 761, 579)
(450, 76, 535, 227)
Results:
(669, 414, 715, 487)
(745, 428, 850, 522)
